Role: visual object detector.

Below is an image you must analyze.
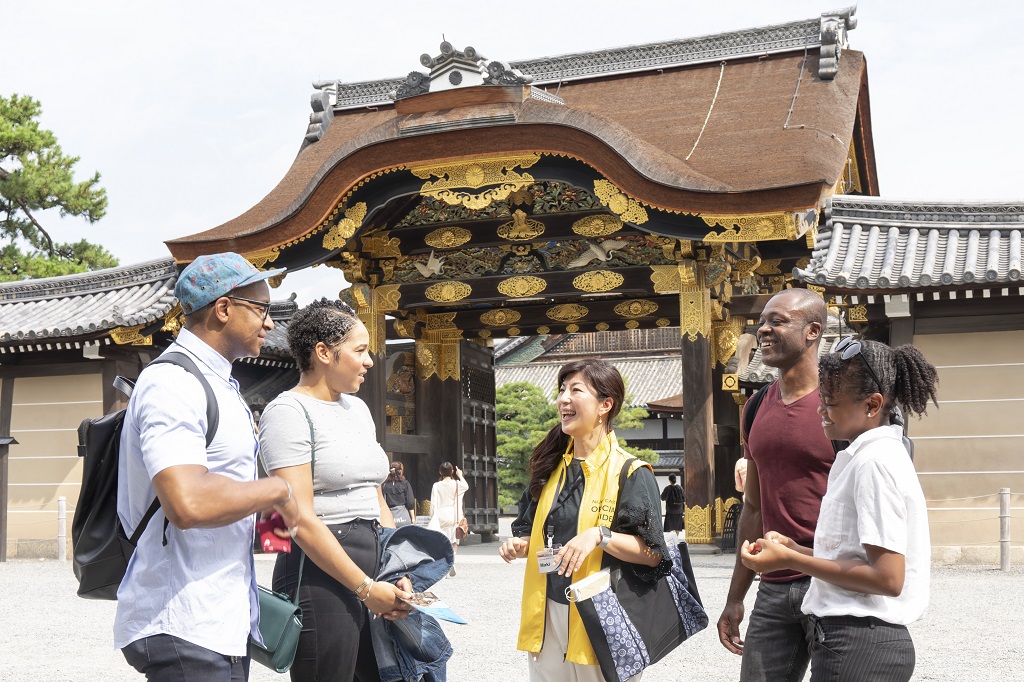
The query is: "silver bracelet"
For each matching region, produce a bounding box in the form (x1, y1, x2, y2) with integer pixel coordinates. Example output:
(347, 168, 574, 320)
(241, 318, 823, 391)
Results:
(281, 479, 293, 505)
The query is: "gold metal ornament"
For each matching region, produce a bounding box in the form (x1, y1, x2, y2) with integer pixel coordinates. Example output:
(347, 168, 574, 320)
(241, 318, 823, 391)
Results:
(755, 259, 782, 275)
(109, 324, 153, 346)
(571, 214, 623, 237)
(497, 209, 545, 241)
(161, 304, 184, 336)
(656, 318, 670, 327)
(393, 319, 417, 339)
(362, 233, 402, 259)
(650, 265, 681, 293)
(416, 313, 462, 381)
(684, 504, 713, 544)
(625, 320, 639, 329)
(595, 322, 609, 332)
(410, 155, 540, 210)
(700, 212, 794, 242)
(593, 180, 648, 224)
(478, 329, 491, 338)
(573, 270, 624, 293)
(566, 324, 580, 333)
(323, 203, 368, 250)
(507, 327, 521, 336)
(847, 304, 868, 323)
(614, 299, 658, 318)
(722, 374, 738, 391)
(245, 249, 281, 269)
(679, 261, 712, 341)
(480, 309, 521, 327)
(424, 281, 472, 303)
(497, 276, 546, 298)
(536, 326, 551, 334)
(424, 226, 473, 249)
(712, 314, 746, 366)
(546, 303, 589, 322)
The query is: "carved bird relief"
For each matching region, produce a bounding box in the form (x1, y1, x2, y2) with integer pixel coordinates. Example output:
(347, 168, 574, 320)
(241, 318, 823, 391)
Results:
(567, 239, 629, 268)
(413, 250, 445, 278)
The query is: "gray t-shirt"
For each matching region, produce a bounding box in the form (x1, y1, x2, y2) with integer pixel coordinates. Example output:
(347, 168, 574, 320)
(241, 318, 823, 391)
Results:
(258, 391, 388, 525)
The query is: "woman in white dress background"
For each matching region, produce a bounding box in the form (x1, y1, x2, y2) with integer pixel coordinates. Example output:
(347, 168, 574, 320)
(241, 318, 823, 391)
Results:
(429, 462, 469, 576)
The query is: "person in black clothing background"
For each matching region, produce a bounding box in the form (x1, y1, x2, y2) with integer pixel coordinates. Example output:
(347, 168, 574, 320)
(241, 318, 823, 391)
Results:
(383, 461, 416, 527)
(661, 473, 685, 532)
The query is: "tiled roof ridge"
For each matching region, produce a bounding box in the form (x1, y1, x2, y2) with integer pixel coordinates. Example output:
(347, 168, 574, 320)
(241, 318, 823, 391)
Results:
(317, 11, 853, 111)
(830, 196, 1024, 226)
(0, 257, 177, 303)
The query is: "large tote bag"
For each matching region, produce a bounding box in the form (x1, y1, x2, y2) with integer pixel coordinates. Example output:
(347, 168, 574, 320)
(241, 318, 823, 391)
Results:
(573, 461, 708, 682)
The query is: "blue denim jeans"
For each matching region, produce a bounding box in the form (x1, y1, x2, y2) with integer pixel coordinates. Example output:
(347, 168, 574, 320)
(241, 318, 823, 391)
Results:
(122, 634, 249, 681)
(740, 576, 813, 682)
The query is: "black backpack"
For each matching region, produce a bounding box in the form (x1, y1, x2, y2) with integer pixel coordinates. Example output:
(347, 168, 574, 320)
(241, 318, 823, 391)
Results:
(72, 352, 219, 600)
(742, 381, 913, 459)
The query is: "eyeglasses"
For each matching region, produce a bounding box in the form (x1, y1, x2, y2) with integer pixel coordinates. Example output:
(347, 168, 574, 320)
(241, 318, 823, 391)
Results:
(833, 336, 883, 395)
(227, 295, 272, 323)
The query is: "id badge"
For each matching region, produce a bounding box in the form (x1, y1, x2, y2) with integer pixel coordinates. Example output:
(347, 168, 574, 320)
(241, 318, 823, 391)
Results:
(536, 544, 563, 574)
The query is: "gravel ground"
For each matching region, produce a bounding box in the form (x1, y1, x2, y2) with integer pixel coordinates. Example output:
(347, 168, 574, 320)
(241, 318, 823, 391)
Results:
(3, 526, 1021, 682)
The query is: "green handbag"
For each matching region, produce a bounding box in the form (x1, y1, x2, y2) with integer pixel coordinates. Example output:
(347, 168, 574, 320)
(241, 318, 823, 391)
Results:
(252, 554, 305, 673)
(252, 397, 315, 673)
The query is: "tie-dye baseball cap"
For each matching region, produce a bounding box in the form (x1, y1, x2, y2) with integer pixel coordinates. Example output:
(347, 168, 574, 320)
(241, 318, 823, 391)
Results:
(174, 252, 286, 315)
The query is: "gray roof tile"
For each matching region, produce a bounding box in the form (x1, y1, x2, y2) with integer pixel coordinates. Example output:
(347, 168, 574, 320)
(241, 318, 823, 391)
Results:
(795, 197, 1024, 289)
(496, 357, 681, 408)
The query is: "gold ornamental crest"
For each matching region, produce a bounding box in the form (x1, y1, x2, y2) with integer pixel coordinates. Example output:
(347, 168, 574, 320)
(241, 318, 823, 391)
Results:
(546, 303, 589, 322)
(480, 309, 521, 327)
(536, 326, 551, 334)
(625, 320, 640, 329)
(572, 271, 624, 293)
(497, 276, 547, 298)
(571, 214, 622, 238)
(424, 281, 472, 303)
(596, 322, 610, 332)
(497, 210, 545, 241)
(425, 227, 473, 250)
(566, 324, 580, 333)
(614, 299, 659, 318)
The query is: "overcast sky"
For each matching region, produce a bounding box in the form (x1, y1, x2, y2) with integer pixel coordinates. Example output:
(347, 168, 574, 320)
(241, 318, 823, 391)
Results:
(4, 1, 1021, 303)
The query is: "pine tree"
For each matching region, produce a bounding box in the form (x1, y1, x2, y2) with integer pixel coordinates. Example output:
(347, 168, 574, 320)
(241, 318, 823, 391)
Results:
(495, 382, 557, 509)
(0, 94, 115, 281)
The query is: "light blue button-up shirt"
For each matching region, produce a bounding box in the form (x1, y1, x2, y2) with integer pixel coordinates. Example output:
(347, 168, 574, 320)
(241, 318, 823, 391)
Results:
(114, 329, 260, 656)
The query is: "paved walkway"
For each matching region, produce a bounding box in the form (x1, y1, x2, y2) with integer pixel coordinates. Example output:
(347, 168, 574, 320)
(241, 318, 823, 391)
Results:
(2, 529, 1020, 681)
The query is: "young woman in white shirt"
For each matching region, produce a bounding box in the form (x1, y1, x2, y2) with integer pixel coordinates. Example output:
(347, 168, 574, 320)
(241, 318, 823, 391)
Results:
(740, 338, 938, 682)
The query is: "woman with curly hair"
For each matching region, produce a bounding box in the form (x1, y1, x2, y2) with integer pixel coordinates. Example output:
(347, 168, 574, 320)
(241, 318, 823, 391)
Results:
(258, 299, 413, 682)
(741, 338, 938, 682)
(498, 358, 667, 681)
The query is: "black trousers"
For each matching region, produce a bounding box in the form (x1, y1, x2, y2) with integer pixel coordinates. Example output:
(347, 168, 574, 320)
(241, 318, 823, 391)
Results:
(809, 615, 915, 682)
(273, 519, 382, 682)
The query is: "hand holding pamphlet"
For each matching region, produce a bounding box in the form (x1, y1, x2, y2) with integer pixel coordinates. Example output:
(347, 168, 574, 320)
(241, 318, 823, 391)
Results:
(400, 592, 467, 625)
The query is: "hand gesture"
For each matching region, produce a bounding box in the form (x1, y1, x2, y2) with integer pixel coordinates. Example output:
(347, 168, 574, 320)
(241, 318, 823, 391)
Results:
(554, 527, 602, 577)
(740, 535, 791, 574)
(499, 537, 530, 563)
(364, 578, 414, 620)
(717, 601, 745, 655)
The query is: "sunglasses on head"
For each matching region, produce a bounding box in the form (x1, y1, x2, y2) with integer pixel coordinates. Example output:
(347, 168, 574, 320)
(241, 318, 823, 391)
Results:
(833, 336, 883, 395)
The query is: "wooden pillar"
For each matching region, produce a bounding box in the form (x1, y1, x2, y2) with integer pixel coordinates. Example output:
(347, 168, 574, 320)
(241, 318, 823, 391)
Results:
(0, 376, 15, 562)
(677, 260, 718, 549)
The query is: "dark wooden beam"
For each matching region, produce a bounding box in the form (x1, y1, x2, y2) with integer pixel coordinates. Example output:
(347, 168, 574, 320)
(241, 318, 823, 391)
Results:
(682, 333, 717, 548)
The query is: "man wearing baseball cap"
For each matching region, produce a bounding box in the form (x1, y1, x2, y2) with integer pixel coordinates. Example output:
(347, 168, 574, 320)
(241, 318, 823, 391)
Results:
(116, 252, 298, 680)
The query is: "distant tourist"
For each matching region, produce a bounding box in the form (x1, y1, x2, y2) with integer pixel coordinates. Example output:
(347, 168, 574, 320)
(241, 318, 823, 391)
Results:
(429, 462, 469, 576)
(741, 338, 936, 681)
(734, 457, 747, 495)
(383, 461, 416, 527)
(661, 474, 685, 532)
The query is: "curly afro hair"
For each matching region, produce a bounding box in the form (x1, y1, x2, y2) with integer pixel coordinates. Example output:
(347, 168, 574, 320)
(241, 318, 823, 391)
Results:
(286, 298, 361, 372)
(819, 339, 939, 419)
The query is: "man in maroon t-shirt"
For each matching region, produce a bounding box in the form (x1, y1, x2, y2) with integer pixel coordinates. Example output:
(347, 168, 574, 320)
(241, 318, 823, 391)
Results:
(717, 288, 834, 682)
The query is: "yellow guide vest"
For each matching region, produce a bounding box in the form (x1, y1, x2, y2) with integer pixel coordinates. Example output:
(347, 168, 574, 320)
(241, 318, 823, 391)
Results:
(517, 431, 650, 665)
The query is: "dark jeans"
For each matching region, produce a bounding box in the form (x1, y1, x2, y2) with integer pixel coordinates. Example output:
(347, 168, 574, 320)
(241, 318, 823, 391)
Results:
(122, 634, 249, 681)
(274, 519, 382, 682)
(740, 576, 813, 682)
(809, 615, 915, 682)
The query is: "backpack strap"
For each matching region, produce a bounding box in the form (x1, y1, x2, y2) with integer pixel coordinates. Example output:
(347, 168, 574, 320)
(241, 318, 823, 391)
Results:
(129, 350, 222, 547)
(741, 382, 773, 443)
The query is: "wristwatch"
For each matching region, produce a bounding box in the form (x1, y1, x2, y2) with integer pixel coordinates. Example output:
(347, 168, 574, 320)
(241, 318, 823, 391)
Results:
(597, 526, 612, 549)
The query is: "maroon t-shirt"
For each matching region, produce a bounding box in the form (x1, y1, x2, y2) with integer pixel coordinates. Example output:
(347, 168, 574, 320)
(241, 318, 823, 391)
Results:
(744, 382, 835, 582)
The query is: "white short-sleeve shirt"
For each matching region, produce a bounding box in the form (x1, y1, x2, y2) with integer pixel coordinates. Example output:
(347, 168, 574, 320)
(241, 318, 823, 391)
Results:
(114, 329, 260, 656)
(801, 424, 931, 625)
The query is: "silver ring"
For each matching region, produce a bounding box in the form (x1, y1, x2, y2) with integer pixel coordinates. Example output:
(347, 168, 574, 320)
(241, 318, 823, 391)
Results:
(287, 526, 299, 538)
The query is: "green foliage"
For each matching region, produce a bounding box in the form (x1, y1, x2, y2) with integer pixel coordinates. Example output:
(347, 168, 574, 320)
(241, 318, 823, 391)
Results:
(0, 93, 112, 280)
(495, 382, 557, 509)
(615, 391, 659, 466)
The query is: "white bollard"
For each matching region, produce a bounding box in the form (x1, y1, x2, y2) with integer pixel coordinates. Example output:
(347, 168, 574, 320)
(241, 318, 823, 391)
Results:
(57, 496, 67, 562)
(999, 488, 1010, 572)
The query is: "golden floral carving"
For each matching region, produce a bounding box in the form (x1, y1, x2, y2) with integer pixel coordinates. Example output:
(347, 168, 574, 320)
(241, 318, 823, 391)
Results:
(161, 304, 184, 336)
(375, 284, 402, 312)
(424, 281, 472, 303)
(507, 327, 521, 336)
(596, 322, 609, 332)
(267, 273, 286, 289)
(847, 304, 868, 323)
(566, 324, 580, 333)
(480, 309, 521, 327)
(712, 314, 747, 367)
(650, 265, 681, 293)
(536, 326, 551, 334)
(625, 320, 639, 329)
(109, 324, 153, 346)
(393, 319, 417, 339)
(614, 299, 658, 318)
(422, 312, 458, 331)
(656, 318, 670, 327)
(478, 329, 491, 338)
(245, 248, 280, 269)
(323, 203, 368, 250)
(424, 226, 473, 249)
(497, 209, 545, 241)
(679, 260, 711, 342)
(497, 276, 546, 298)
(416, 320, 462, 381)
(593, 180, 648, 224)
(755, 258, 782, 275)
(684, 504, 713, 544)
(701, 212, 793, 242)
(571, 214, 623, 237)
(722, 374, 739, 391)
(546, 303, 588, 322)
(410, 155, 540, 210)
(573, 270, 624, 293)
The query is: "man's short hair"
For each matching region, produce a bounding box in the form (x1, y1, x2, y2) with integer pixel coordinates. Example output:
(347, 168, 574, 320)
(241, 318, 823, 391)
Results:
(174, 252, 285, 315)
(775, 288, 827, 331)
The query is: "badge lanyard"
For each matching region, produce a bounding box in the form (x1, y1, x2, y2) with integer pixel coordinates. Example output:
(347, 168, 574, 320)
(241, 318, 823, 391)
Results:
(543, 468, 584, 549)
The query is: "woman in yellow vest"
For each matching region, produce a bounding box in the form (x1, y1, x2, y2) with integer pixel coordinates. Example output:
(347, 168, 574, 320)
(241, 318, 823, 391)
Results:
(499, 358, 669, 681)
